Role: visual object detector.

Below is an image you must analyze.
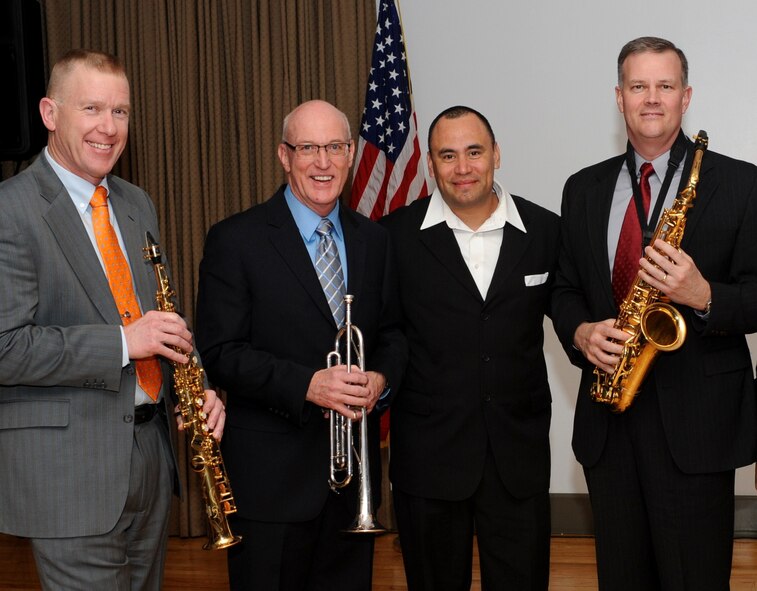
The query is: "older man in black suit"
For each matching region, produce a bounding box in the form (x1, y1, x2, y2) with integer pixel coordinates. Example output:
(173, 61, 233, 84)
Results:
(195, 99, 407, 591)
(552, 36, 757, 591)
(382, 105, 560, 591)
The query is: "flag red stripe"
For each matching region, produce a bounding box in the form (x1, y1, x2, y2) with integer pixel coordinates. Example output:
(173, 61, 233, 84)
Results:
(349, 0, 426, 223)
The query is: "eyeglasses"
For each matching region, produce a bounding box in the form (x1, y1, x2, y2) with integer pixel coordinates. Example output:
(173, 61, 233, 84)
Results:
(283, 141, 351, 159)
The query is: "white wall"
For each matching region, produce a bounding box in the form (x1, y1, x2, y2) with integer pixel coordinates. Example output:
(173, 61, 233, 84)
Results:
(397, 0, 757, 494)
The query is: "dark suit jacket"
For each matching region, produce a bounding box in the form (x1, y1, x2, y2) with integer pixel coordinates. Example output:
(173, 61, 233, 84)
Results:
(0, 153, 177, 538)
(195, 187, 407, 523)
(382, 194, 560, 501)
(552, 135, 757, 473)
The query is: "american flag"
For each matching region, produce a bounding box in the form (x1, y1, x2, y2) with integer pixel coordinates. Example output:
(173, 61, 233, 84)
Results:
(349, 0, 427, 220)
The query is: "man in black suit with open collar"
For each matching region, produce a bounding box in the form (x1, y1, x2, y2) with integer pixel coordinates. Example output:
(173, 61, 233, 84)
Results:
(382, 105, 560, 590)
(552, 37, 757, 591)
(195, 99, 407, 591)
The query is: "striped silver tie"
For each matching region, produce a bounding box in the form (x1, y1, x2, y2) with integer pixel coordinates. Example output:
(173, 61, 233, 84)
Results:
(315, 218, 346, 327)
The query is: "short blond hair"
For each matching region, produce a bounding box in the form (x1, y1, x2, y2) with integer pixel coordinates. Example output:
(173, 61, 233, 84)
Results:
(47, 49, 127, 98)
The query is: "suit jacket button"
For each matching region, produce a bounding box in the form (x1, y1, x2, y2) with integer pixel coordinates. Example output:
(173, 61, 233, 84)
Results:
(480, 313, 490, 321)
(481, 354, 491, 362)
(483, 394, 492, 403)
(127, 366, 136, 375)
(124, 415, 134, 423)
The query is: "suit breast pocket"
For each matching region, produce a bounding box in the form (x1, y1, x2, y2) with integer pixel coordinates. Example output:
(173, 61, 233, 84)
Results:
(0, 399, 70, 430)
(524, 272, 550, 287)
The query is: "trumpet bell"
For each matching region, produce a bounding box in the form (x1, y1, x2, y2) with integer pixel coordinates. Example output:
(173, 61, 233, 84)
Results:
(343, 516, 387, 534)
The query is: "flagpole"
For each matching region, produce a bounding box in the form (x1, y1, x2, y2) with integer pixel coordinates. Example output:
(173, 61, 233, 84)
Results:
(393, 0, 419, 111)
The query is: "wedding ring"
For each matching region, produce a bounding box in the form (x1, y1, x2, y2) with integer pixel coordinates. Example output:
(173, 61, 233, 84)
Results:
(662, 272, 667, 282)
(353, 411, 357, 420)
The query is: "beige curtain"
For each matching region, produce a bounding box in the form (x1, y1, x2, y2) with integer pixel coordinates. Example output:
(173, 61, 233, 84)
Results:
(39, 0, 375, 538)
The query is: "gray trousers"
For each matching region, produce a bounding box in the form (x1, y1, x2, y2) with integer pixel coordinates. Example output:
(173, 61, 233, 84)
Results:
(30, 413, 174, 591)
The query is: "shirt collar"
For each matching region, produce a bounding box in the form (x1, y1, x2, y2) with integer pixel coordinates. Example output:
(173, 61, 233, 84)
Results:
(44, 147, 110, 212)
(634, 149, 670, 181)
(284, 185, 343, 243)
(420, 178, 526, 233)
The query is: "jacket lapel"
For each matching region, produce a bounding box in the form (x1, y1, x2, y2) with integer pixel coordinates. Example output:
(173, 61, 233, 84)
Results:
(679, 149, 717, 250)
(341, 208, 367, 302)
(109, 189, 155, 314)
(266, 191, 337, 327)
(419, 221, 482, 303)
(587, 157, 624, 311)
(485, 218, 530, 305)
(36, 161, 121, 325)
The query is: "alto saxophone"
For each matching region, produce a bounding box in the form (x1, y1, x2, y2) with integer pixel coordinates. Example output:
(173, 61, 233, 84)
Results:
(143, 232, 241, 550)
(591, 131, 709, 412)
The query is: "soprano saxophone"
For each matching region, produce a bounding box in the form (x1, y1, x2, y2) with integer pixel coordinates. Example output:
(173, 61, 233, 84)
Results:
(143, 232, 241, 550)
(591, 131, 708, 412)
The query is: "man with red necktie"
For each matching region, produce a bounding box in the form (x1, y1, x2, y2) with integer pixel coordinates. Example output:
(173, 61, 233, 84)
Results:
(552, 36, 757, 591)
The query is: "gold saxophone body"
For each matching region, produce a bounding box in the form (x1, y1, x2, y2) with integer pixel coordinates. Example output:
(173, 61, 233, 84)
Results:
(591, 131, 709, 412)
(143, 233, 241, 550)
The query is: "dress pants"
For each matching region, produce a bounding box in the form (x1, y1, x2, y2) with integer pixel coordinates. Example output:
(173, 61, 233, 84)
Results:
(227, 489, 375, 591)
(585, 382, 734, 591)
(30, 411, 174, 591)
(393, 447, 550, 591)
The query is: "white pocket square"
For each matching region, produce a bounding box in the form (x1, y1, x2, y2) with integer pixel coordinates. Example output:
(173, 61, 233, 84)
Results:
(524, 272, 549, 286)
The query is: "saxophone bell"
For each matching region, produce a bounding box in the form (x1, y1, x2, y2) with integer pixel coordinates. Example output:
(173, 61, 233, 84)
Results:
(640, 301, 687, 352)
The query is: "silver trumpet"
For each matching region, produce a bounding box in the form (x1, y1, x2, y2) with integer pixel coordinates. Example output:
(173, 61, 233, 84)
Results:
(327, 294, 386, 534)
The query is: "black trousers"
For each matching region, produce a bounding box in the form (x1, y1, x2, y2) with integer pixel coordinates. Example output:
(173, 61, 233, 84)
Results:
(227, 490, 375, 591)
(585, 383, 734, 591)
(393, 447, 550, 591)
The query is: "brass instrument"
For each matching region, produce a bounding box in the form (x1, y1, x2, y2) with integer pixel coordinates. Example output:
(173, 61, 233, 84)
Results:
(591, 131, 709, 412)
(327, 294, 386, 533)
(143, 232, 241, 550)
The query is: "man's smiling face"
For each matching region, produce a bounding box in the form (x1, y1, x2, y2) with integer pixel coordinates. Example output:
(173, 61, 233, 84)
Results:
(42, 63, 131, 185)
(278, 100, 354, 217)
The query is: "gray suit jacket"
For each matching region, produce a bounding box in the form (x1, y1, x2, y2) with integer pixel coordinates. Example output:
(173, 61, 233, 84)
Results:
(0, 153, 176, 537)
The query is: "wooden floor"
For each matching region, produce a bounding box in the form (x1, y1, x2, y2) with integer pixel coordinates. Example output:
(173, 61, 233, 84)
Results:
(3, 533, 757, 589)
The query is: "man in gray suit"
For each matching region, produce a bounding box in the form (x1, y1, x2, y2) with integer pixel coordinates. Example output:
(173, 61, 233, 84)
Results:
(0, 49, 225, 590)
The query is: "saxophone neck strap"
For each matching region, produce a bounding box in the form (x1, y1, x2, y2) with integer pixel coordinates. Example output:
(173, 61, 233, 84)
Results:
(625, 129, 689, 247)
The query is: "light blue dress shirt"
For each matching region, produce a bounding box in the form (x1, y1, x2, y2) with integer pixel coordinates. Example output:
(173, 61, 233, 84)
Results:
(284, 185, 349, 289)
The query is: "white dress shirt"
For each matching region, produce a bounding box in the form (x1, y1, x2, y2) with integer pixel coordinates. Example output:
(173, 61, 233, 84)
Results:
(420, 179, 526, 299)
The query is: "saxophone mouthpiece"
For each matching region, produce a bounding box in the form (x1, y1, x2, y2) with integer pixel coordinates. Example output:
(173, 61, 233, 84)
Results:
(143, 231, 162, 264)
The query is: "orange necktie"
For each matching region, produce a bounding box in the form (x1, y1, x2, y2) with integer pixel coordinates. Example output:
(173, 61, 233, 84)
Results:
(90, 186, 163, 400)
